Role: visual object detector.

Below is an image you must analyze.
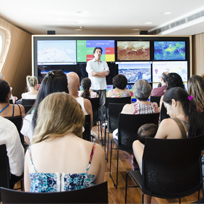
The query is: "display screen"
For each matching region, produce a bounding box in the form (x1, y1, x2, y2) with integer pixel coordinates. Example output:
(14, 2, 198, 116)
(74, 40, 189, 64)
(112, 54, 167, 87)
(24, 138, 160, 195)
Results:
(117, 41, 150, 61)
(77, 40, 115, 62)
(152, 61, 188, 83)
(117, 62, 152, 83)
(37, 40, 76, 65)
(154, 41, 185, 60)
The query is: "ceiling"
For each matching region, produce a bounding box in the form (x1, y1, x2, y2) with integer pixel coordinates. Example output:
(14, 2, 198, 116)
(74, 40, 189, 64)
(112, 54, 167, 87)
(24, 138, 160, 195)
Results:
(0, 0, 204, 35)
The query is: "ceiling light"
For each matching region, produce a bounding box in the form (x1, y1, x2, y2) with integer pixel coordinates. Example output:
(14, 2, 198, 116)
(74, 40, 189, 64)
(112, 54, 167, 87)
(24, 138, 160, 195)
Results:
(145, 22, 152, 24)
(132, 28, 139, 31)
(74, 29, 82, 31)
(161, 12, 171, 15)
(76, 11, 89, 14)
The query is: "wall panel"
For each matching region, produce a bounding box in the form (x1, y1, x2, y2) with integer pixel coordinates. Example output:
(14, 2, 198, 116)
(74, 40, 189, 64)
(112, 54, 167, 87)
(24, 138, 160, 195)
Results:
(192, 33, 204, 76)
(0, 17, 31, 98)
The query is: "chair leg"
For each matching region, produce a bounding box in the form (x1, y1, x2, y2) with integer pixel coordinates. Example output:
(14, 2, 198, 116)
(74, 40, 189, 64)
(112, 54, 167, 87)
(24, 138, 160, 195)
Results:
(104, 126, 108, 162)
(109, 139, 118, 189)
(142, 193, 144, 204)
(106, 131, 110, 163)
(179, 197, 181, 204)
(125, 172, 128, 204)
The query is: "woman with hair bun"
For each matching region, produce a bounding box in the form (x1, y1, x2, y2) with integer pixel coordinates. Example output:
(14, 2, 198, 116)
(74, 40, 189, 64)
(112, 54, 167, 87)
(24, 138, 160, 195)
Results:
(132, 87, 204, 203)
(21, 76, 38, 99)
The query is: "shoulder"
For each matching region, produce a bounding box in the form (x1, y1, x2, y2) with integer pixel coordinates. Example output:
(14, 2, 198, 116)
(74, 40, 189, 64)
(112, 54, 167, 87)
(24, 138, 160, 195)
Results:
(107, 89, 113, 97)
(121, 103, 133, 114)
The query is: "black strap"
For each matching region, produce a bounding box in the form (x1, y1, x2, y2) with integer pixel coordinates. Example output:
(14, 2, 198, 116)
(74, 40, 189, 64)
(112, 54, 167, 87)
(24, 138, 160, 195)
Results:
(172, 118, 187, 139)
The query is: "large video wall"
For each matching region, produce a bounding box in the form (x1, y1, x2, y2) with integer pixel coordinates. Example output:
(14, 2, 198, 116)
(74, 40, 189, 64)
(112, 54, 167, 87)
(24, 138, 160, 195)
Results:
(32, 36, 190, 90)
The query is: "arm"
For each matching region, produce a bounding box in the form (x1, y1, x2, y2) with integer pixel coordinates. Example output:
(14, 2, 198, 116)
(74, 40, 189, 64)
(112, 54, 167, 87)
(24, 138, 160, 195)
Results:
(154, 119, 171, 139)
(107, 90, 113, 97)
(95, 144, 105, 184)
(84, 99, 93, 129)
(89, 70, 109, 78)
(24, 150, 31, 191)
(19, 104, 26, 118)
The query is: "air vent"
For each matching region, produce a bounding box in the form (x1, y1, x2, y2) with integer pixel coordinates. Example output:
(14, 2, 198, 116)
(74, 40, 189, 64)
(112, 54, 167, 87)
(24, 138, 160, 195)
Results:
(149, 9, 204, 34)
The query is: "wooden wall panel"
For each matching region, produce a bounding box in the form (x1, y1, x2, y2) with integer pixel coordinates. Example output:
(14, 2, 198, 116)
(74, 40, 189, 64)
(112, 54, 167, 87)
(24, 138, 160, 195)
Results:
(0, 17, 31, 98)
(192, 33, 204, 76)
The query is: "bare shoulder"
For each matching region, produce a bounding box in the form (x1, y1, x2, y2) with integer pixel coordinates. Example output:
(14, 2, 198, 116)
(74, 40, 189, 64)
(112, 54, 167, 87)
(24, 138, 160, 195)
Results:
(107, 90, 112, 97)
(121, 103, 133, 114)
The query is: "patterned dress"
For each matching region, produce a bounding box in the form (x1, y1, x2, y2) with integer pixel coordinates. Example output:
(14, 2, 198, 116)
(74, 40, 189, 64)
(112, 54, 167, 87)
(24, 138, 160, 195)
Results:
(110, 89, 130, 98)
(28, 143, 97, 192)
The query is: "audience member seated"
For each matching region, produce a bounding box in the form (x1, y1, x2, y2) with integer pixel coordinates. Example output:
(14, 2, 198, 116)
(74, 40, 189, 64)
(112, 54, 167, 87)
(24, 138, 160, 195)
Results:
(107, 74, 131, 98)
(132, 87, 204, 204)
(159, 72, 185, 108)
(67, 72, 93, 128)
(24, 92, 105, 192)
(21, 71, 68, 145)
(113, 79, 159, 140)
(78, 77, 97, 98)
(150, 72, 168, 97)
(188, 75, 204, 112)
(0, 79, 25, 118)
(21, 76, 38, 99)
(201, 74, 204, 80)
(0, 116, 24, 189)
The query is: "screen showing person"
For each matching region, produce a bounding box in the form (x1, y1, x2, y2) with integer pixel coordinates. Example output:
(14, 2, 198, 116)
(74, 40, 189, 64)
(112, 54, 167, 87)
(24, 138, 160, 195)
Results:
(154, 41, 185, 60)
(77, 40, 115, 62)
(152, 61, 188, 83)
(118, 62, 152, 83)
(37, 40, 77, 65)
(117, 41, 150, 61)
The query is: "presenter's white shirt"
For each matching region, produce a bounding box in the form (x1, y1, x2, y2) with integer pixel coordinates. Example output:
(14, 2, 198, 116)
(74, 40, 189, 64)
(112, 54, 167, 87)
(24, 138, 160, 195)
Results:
(86, 59, 109, 90)
(0, 116, 24, 176)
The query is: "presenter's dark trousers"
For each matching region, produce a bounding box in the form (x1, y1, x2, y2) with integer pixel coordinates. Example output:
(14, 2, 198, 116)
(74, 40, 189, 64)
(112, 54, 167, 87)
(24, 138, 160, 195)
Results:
(92, 89, 106, 124)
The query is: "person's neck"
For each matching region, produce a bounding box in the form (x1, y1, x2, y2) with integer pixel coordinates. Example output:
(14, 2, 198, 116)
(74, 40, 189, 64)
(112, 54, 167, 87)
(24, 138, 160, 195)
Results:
(95, 57, 101, 63)
(69, 89, 79, 98)
(0, 102, 10, 108)
(136, 99, 149, 104)
(161, 82, 167, 87)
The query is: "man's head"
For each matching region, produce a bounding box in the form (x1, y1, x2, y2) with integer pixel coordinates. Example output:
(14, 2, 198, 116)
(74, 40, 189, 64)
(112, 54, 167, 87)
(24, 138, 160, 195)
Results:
(161, 72, 168, 86)
(93, 47, 102, 61)
(66, 72, 80, 95)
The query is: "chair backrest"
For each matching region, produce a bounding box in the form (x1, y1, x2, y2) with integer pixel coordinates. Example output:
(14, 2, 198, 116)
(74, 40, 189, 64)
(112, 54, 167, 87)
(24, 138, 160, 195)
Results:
(142, 135, 204, 198)
(160, 103, 170, 122)
(5, 116, 24, 145)
(0, 181, 108, 203)
(117, 113, 159, 152)
(150, 96, 161, 106)
(0, 145, 10, 200)
(83, 114, 91, 141)
(88, 98, 99, 125)
(22, 99, 36, 106)
(108, 103, 126, 133)
(106, 97, 131, 120)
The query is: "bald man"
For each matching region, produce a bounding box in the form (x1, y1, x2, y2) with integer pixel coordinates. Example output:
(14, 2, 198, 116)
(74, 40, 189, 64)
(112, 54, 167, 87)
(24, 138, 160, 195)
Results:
(66, 72, 93, 127)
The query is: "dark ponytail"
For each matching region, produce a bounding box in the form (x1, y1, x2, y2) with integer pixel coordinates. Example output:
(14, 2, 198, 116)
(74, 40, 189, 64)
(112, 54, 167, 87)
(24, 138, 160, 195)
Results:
(163, 87, 204, 137)
(81, 78, 91, 99)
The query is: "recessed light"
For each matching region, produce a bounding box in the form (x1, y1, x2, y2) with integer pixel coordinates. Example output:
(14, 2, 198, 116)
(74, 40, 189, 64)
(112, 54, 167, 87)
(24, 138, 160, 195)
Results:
(76, 11, 89, 14)
(74, 29, 82, 31)
(132, 28, 139, 31)
(161, 12, 171, 15)
(145, 22, 152, 24)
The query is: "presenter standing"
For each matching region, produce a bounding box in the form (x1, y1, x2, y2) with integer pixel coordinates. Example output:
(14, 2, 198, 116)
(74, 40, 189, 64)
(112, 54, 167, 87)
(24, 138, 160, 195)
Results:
(86, 47, 109, 124)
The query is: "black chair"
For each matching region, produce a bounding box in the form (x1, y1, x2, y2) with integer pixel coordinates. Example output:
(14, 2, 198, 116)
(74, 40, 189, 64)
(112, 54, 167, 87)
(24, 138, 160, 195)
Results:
(125, 135, 204, 204)
(102, 97, 131, 145)
(6, 116, 24, 146)
(104, 103, 126, 162)
(150, 96, 161, 106)
(83, 114, 91, 141)
(22, 99, 35, 114)
(109, 112, 159, 189)
(0, 145, 23, 201)
(88, 97, 100, 134)
(0, 181, 108, 204)
(160, 103, 170, 122)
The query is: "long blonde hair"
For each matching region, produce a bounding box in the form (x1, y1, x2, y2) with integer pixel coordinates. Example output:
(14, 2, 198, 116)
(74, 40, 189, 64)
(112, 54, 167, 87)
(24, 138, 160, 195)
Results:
(32, 92, 85, 144)
(188, 75, 204, 111)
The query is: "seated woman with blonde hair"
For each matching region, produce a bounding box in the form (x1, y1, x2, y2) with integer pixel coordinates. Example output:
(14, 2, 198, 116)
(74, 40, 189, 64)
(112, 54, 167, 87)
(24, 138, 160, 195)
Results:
(107, 74, 131, 98)
(21, 76, 38, 99)
(24, 92, 105, 192)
